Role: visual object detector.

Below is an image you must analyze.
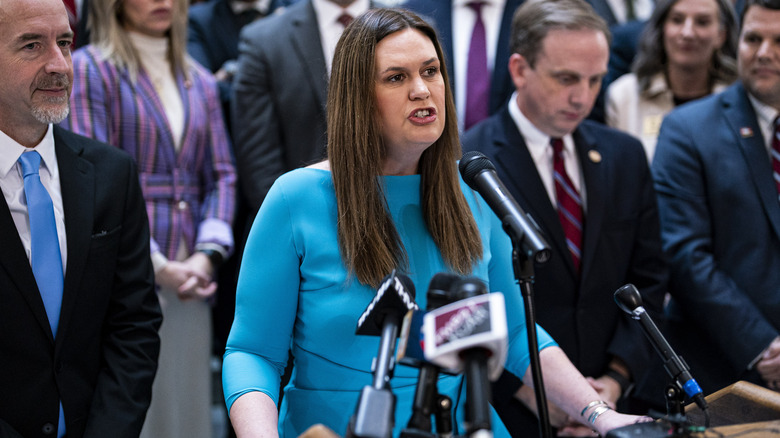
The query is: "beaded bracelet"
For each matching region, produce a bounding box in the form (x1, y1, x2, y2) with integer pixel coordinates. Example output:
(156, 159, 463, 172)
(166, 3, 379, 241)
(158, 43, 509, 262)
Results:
(580, 400, 609, 417)
(587, 405, 612, 424)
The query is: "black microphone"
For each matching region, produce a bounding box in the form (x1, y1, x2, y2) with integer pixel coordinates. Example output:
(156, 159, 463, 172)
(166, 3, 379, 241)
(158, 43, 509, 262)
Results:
(349, 271, 418, 438)
(423, 277, 505, 437)
(402, 273, 461, 437)
(614, 284, 707, 412)
(459, 151, 551, 264)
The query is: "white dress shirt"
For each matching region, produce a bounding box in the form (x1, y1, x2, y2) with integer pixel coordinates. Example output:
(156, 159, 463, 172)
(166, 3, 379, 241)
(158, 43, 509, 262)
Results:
(452, 0, 505, 127)
(748, 93, 780, 160)
(508, 92, 587, 211)
(605, 0, 654, 23)
(0, 125, 68, 273)
(312, 0, 371, 75)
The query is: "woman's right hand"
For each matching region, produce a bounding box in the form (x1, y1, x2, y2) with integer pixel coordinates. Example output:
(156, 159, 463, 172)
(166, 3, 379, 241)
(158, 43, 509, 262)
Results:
(156, 261, 215, 300)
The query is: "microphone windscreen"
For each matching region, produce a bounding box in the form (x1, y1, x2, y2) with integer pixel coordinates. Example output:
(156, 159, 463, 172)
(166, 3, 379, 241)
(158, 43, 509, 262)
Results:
(614, 283, 643, 314)
(459, 151, 495, 189)
(426, 272, 461, 311)
(450, 276, 488, 300)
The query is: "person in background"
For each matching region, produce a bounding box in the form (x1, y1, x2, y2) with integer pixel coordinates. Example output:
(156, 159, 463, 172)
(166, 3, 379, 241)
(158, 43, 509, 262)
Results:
(606, 0, 737, 161)
(223, 7, 651, 438)
(586, 0, 655, 25)
(463, 0, 668, 434)
(231, 0, 375, 219)
(188, 0, 285, 119)
(64, 0, 237, 437)
(642, 0, 780, 407)
(402, 0, 522, 130)
(0, 0, 162, 436)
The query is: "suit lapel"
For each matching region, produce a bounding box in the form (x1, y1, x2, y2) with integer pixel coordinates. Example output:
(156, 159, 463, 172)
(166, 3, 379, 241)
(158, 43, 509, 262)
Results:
(573, 126, 607, 284)
(724, 84, 780, 240)
(0, 193, 53, 340)
(53, 127, 94, 348)
(490, 109, 574, 273)
(290, 1, 329, 110)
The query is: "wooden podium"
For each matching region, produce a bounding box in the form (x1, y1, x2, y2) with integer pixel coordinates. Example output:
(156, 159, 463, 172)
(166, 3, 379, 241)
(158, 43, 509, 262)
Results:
(685, 380, 780, 427)
(677, 380, 780, 436)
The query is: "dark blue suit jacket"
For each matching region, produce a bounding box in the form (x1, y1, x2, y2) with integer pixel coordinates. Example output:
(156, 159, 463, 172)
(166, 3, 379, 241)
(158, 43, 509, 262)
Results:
(463, 106, 667, 433)
(403, 0, 521, 118)
(649, 82, 780, 396)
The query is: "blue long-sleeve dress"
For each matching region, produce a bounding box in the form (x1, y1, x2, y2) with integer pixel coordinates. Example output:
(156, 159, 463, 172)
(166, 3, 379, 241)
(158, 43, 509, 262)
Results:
(223, 167, 556, 437)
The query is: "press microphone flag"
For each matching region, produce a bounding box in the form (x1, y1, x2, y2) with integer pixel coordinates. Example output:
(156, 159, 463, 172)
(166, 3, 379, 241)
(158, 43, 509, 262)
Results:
(421, 291, 507, 380)
(357, 271, 418, 336)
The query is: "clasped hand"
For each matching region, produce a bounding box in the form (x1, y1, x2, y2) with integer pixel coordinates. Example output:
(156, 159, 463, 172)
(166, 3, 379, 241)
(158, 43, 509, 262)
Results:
(156, 252, 217, 300)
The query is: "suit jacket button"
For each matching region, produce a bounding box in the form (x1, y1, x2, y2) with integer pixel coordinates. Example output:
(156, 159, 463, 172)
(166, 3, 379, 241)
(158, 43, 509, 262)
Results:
(42, 423, 55, 434)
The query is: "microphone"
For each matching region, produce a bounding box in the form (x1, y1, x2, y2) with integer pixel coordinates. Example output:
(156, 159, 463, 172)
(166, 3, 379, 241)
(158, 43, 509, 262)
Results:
(421, 278, 507, 380)
(614, 284, 707, 412)
(348, 271, 418, 438)
(459, 151, 551, 264)
(400, 273, 461, 437)
(423, 277, 507, 437)
(397, 273, 462, 369)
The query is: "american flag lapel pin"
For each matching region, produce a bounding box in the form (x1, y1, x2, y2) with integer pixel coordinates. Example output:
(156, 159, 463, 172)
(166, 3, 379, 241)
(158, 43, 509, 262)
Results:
(740, 127, 754, 138)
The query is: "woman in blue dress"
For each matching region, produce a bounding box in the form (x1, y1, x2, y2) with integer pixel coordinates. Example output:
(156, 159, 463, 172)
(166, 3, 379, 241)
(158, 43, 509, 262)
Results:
(223, 8, 649, 437)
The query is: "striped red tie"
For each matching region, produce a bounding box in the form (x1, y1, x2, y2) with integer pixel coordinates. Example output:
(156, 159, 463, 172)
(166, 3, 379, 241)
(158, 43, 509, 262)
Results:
(551, 138, 584, 272)
(773, 117, 780, 203)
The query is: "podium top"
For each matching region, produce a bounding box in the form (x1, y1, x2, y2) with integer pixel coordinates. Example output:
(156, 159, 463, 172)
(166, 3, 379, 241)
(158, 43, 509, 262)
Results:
(685, 380, 780, 427)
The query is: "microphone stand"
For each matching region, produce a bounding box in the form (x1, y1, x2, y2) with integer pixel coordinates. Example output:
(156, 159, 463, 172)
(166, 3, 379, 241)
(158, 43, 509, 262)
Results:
(347, 314, 401, 438)
(509, 232, 553, 438)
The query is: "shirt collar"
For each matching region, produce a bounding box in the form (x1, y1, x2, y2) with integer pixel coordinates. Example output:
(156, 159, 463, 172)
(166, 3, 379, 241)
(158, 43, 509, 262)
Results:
(313, 0, 370, 26)
(454, 0, 497, 7)
(508, 91, 576, 153)
(230, 0, 271, 15)
(748, 92, 780, 130)
(0, 124, 57, 179)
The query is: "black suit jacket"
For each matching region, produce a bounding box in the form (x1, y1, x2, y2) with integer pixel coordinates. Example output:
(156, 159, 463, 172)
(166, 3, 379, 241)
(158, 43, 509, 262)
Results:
(403, 0, 521, 118)
(232, 0, 331, 213)
(463, 107, 667, 433)
(0, 127, 162, 438)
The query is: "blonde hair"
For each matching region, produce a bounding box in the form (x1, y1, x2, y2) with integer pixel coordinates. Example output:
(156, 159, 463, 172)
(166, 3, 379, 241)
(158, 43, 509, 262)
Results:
(87, 0, 190, 82)
(328, 8, 483, 288)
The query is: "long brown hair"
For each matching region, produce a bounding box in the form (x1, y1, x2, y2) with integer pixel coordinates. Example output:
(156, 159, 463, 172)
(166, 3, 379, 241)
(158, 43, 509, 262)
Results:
(633, 0, 738, 92)
(327, 8, 482, 288)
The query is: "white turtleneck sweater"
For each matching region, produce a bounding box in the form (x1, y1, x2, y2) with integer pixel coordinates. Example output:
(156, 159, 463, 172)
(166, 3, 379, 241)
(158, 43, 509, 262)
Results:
(128, 31, 185, 152)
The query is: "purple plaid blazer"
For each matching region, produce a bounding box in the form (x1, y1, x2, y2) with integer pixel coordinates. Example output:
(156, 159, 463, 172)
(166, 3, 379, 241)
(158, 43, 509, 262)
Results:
(66, 45, 236, 260)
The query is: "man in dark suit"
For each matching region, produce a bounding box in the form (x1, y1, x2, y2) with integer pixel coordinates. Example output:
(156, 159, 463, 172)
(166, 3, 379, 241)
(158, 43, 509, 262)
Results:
(231, 0, 374, 216)
(645, 0, 780, 401)
(188, 0, 289, 111)
(462, 0, 667, 434)
(403, 0, 521, 129)
(0, 0, 162, 437)
(585, 0, 654, 26)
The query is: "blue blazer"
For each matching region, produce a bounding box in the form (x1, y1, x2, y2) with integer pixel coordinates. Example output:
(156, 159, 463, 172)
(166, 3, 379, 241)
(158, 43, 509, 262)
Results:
(403, 0, 522, 117)
(649, 82, 780, 395)
(463, 106, 668, 432)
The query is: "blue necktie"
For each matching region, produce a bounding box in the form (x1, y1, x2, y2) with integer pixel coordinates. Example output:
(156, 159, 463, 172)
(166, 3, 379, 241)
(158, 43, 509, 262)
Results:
(19, 151, 64, 337)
